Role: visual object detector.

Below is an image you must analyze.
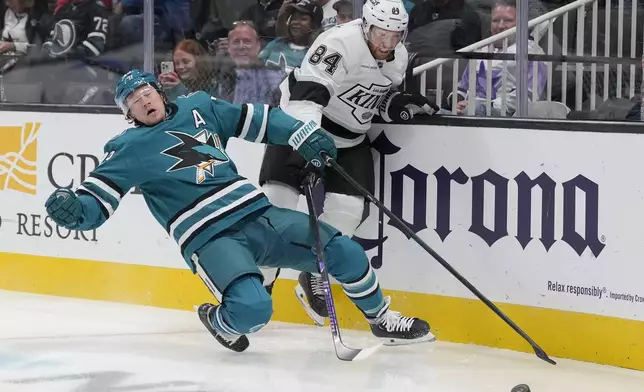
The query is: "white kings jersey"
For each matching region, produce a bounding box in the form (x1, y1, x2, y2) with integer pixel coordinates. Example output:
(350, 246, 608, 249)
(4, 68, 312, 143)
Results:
(278, 19, 408, 148)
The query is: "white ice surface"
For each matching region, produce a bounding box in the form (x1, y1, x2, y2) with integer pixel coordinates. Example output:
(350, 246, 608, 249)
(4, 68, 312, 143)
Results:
(0, 289, 643, 392)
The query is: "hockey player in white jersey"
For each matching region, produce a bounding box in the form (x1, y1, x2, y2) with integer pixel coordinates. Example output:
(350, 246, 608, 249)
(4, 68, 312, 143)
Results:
(259, 0, 438, 326)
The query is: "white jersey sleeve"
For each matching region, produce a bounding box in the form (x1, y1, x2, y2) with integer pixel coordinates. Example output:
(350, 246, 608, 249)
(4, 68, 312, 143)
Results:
(281, 32, 351, 127)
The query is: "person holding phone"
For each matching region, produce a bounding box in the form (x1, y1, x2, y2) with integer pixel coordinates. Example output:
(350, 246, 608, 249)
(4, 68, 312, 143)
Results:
(158, 39, 219, 102)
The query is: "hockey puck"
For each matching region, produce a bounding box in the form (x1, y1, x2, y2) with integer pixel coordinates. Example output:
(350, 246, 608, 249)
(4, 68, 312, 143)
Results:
(511, 384, 531, 392)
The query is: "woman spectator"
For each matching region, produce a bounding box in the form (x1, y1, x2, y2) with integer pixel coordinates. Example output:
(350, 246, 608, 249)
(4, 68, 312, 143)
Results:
(158, 39, 218, 102)
(261, 0, 322, 73)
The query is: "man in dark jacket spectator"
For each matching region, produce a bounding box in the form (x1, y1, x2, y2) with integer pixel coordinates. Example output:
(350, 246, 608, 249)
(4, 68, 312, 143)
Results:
(408, 0, 482, 51)
(239, 0, 283, 46)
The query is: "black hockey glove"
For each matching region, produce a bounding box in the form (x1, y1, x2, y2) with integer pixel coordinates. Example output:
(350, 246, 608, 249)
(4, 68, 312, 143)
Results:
(283, 148, 324, 192)
(379, 91, 439, 123)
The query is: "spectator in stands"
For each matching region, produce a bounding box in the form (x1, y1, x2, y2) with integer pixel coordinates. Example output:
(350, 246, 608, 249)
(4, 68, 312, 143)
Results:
(408, 0, 482, 51)
(0, 0, 50, 59)
(117, 0, 193, 50)
(216, 20, 286, 105)
(442, 0, 547, 116)
(159, 39, 218, 101)
(332, 0, 352, 25)
(41, 0, 111, 59)
(239, 0, 284, 47)
(30, 0, 113, 104)
(262, 0, 322, 73)
(402, 0, 420, 13)
(191, 0, 229, 55)
(55, 0, 111, 13)
(318, 0, 338, 30)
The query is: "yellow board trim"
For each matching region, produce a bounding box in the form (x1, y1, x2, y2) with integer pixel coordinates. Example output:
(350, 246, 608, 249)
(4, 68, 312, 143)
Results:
(1, 252, 642, 371)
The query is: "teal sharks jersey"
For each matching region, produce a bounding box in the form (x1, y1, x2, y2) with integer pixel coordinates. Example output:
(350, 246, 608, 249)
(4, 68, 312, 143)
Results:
(74, 91, 306, 270)
(259, 38, 308, 74)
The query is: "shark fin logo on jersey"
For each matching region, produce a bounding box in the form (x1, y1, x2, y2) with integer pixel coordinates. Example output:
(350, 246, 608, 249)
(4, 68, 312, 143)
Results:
(266, 52, 291, 73)
(44, 19, 77, 56)
(161, 130, 229, 184)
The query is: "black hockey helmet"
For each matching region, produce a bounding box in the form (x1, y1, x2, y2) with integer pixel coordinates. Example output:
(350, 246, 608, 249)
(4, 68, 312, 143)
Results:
(288, 0, 324, 28)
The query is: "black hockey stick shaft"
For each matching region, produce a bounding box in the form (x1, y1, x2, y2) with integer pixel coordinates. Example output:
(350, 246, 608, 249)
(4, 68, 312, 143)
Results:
(322, 153, 556, 365)
(303, 174, 342, 340)
(302, 172, 376, 361)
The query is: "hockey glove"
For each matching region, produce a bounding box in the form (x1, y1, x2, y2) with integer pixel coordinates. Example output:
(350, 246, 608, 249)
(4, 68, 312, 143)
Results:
(379, 91, 439, 123)
(289, 121, 338, 170)
(45, 188, 83, 228)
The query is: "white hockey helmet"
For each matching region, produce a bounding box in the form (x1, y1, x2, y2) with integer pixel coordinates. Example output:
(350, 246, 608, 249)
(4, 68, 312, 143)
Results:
(362, 0, 409, 47)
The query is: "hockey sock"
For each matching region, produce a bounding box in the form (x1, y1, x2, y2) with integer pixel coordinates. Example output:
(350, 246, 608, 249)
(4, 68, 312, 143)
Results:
(208, 305, 243, 337)
(324, 236, 386, 318)
(339, 264, 386, 318)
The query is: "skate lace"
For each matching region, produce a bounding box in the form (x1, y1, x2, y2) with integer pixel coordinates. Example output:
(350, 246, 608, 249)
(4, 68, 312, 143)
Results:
(382, 311, 415, 332)
(311, 275, 325, 297)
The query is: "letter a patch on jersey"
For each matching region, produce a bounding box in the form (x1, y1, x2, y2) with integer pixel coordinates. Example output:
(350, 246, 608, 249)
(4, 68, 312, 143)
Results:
(161, 130, 230, 184)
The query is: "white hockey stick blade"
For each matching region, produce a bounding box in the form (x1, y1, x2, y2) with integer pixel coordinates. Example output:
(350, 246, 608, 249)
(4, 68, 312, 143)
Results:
(334, 337, 382, 361)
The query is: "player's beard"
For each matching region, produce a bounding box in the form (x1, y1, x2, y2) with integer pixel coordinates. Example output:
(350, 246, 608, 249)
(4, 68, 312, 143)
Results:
(368, 42, 395, 60)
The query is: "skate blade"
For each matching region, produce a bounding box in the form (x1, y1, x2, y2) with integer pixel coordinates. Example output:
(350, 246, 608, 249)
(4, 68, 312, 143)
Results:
(380, 331, 437, 346)
(295, 285, 326, 327)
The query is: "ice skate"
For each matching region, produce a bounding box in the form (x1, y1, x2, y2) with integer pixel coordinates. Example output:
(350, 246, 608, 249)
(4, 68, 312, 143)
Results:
(197, 303, 249, 352)
(295, 271, 328, 326)
(263, 268, 281, 296)
(367, 297, 435, 346)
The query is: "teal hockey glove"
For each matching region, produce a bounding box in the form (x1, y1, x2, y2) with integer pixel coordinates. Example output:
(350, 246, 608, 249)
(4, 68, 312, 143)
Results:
(45, 188, 83, 228)
(288, 121, 337, 169)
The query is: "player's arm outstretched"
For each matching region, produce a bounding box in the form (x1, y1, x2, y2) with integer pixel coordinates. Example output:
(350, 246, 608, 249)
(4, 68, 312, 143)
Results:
(45, 139, 140, 231)
(209, 95, 337, 168)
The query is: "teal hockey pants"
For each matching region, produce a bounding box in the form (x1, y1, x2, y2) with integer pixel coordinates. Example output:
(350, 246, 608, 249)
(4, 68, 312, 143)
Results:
(193, 205, 385, 335)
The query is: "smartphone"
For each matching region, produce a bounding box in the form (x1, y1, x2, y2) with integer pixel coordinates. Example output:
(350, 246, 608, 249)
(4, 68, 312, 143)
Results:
(160, 61, 174, 74)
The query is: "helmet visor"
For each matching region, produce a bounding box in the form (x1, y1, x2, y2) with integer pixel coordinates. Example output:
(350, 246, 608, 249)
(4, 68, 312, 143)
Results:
(123, 85, 157, 113)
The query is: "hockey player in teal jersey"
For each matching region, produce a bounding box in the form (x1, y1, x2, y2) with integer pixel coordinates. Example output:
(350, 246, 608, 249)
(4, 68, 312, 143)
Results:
(44, 69, 435, 353)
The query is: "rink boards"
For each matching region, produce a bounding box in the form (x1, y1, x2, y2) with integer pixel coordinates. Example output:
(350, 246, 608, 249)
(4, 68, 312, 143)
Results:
(0, 111, 643, 371)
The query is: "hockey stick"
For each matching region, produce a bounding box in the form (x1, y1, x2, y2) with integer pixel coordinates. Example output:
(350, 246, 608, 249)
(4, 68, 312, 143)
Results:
(302, 172, 382, 362)
(321, 153, 557, 365)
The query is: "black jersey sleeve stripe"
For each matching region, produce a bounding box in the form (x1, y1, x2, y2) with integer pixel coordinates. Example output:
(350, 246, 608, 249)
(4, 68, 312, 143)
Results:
(77, 188, 110, 219)
(234, 104, 249, 138)
(259, 107, 274, 144)
(89, 172, 126, 198)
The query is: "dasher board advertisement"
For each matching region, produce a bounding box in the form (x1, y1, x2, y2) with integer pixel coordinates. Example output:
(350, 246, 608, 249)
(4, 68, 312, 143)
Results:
(0, 111, 643, 323)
